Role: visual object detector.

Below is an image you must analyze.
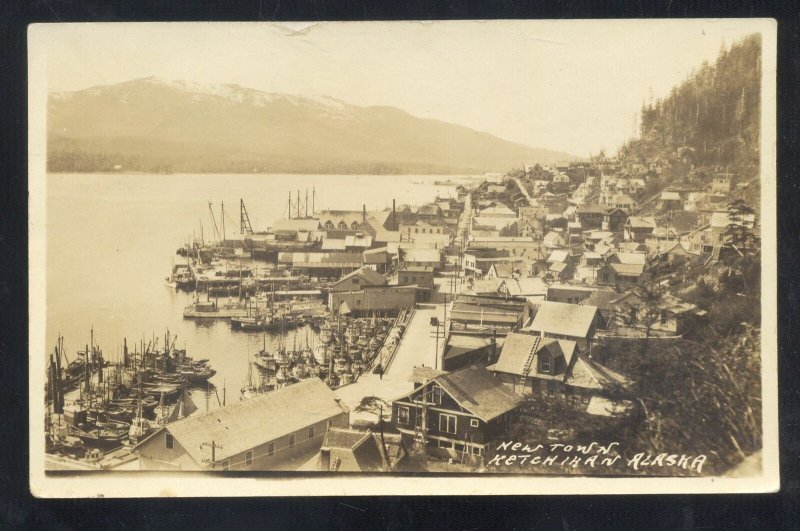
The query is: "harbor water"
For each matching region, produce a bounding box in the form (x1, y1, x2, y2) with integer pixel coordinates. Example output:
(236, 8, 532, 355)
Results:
(45, 173, 464, 405)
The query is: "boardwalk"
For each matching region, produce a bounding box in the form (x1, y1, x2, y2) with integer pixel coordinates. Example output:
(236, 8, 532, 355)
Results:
(333, 305, 442, 423)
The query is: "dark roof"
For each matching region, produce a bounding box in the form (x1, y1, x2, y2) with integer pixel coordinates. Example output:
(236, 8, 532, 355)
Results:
(322, 428, 370, 450)
(410, 366, 446, 384)
(433, 366, 522, 422)
(580, 289, 620, 310)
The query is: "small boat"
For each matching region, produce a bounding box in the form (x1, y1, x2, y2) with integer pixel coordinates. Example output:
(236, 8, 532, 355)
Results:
(109, 396, 158, 415)
(72, 425, 128, 450)
(178, 364, 217, 383)
(142, 382, 182, 400)
(183, 300, 251, 319)
(253, 350, 276, 372)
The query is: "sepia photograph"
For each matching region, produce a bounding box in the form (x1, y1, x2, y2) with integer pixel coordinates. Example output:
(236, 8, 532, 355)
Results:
(28, 19, 778, 497)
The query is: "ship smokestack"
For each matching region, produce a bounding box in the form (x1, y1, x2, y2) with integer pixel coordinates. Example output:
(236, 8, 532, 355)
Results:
(363, 204, 366, 224)
(392, 199, 396, 231)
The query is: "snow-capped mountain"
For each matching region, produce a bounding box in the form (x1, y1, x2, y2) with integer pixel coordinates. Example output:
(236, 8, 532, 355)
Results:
(48, 77, 575, 174)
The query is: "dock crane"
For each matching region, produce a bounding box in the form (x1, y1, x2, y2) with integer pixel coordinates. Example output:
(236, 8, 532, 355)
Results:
(240, 199, 253, 235)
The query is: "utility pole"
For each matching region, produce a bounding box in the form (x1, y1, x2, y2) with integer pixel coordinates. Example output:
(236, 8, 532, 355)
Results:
(431, 316, 440, 370)
(201, 440, 224, 468)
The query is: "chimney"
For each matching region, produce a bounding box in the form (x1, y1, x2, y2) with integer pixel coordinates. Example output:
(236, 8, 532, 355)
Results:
(362, 204, 366, 223)
(392, 199, 396, 231)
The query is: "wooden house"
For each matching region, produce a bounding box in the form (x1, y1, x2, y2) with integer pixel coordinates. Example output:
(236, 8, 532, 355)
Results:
(658, 191, 683, 212)
(606, 290, 705, 337)
(392, 366, 522, 464)
(523, 301, 604, 351)
(575, 203, 607, 230)
(487, 332, 633, 416)
(624, 216, 657, 242)
(602, 207, 628, 232)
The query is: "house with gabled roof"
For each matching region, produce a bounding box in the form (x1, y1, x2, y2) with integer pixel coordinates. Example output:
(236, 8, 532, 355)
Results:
(523, 301, 604, 350)
(487, 332, 633, 416)
(135, 379, 350, 471)
(610, 194, 636, 212)
(328, 266, 387, 293)
(391, 366, 522, 463)
(606, 290, 706, 337)
(624, 216, 657, 242)
(658, 190, 683, 212)
(596, 261, 647, 291)
(306, 428, 407, 472)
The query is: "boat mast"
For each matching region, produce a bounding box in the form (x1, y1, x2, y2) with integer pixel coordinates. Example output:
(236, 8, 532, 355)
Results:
(221, 201, 226, 244)
(208, 202, 221, 244)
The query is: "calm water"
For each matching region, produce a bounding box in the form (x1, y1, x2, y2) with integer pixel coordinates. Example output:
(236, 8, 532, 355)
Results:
(45, 173, 462, 401)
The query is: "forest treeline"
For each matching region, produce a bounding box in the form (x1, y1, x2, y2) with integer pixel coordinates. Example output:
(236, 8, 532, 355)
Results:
(618, 34, 761, 180)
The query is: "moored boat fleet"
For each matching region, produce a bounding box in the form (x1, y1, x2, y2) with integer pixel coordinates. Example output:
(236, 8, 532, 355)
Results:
(45, 330, 218, 462)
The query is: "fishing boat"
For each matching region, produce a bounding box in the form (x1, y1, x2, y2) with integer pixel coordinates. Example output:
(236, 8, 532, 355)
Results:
(177, 364, 217, 383)
(109, 396, 158, 415)
(183, 300, 251, 319)
(128, 399, 153, 445)
(142, 382, 182, 400)
(166, 262, 194, 289)
(71, 425, 128, 451)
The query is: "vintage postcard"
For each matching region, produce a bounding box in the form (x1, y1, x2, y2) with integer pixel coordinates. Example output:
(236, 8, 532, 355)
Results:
(29, 19, 778, 497)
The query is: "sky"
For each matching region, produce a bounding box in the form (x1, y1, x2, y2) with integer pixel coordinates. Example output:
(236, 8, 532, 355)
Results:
(34, 20, 762, 158)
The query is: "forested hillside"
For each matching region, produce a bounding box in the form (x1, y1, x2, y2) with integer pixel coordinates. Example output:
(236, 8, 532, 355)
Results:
(618, 34, 761, 182)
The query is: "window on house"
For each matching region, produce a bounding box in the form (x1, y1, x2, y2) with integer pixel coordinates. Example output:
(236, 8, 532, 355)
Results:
(267, 442, 275, 456)
(630, 308, 637, 323)
(288, 434, 295, 448)
(438, 439, 451, 449)
(397, 406, 410, 425)
(427, 386, 443, 404)
(454, 443, 465, 452)
(439, 413, 457, 434)
(165, 433, 174, 449)
(245, 451, 253, 466)
(540, 355, 551, 373)
(547, 382, 555, 397)
(472, 446, 483, 456)
(308, 426, 315, 440)
(660, 310, 668, 325)
(470, 418, 480, 428)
